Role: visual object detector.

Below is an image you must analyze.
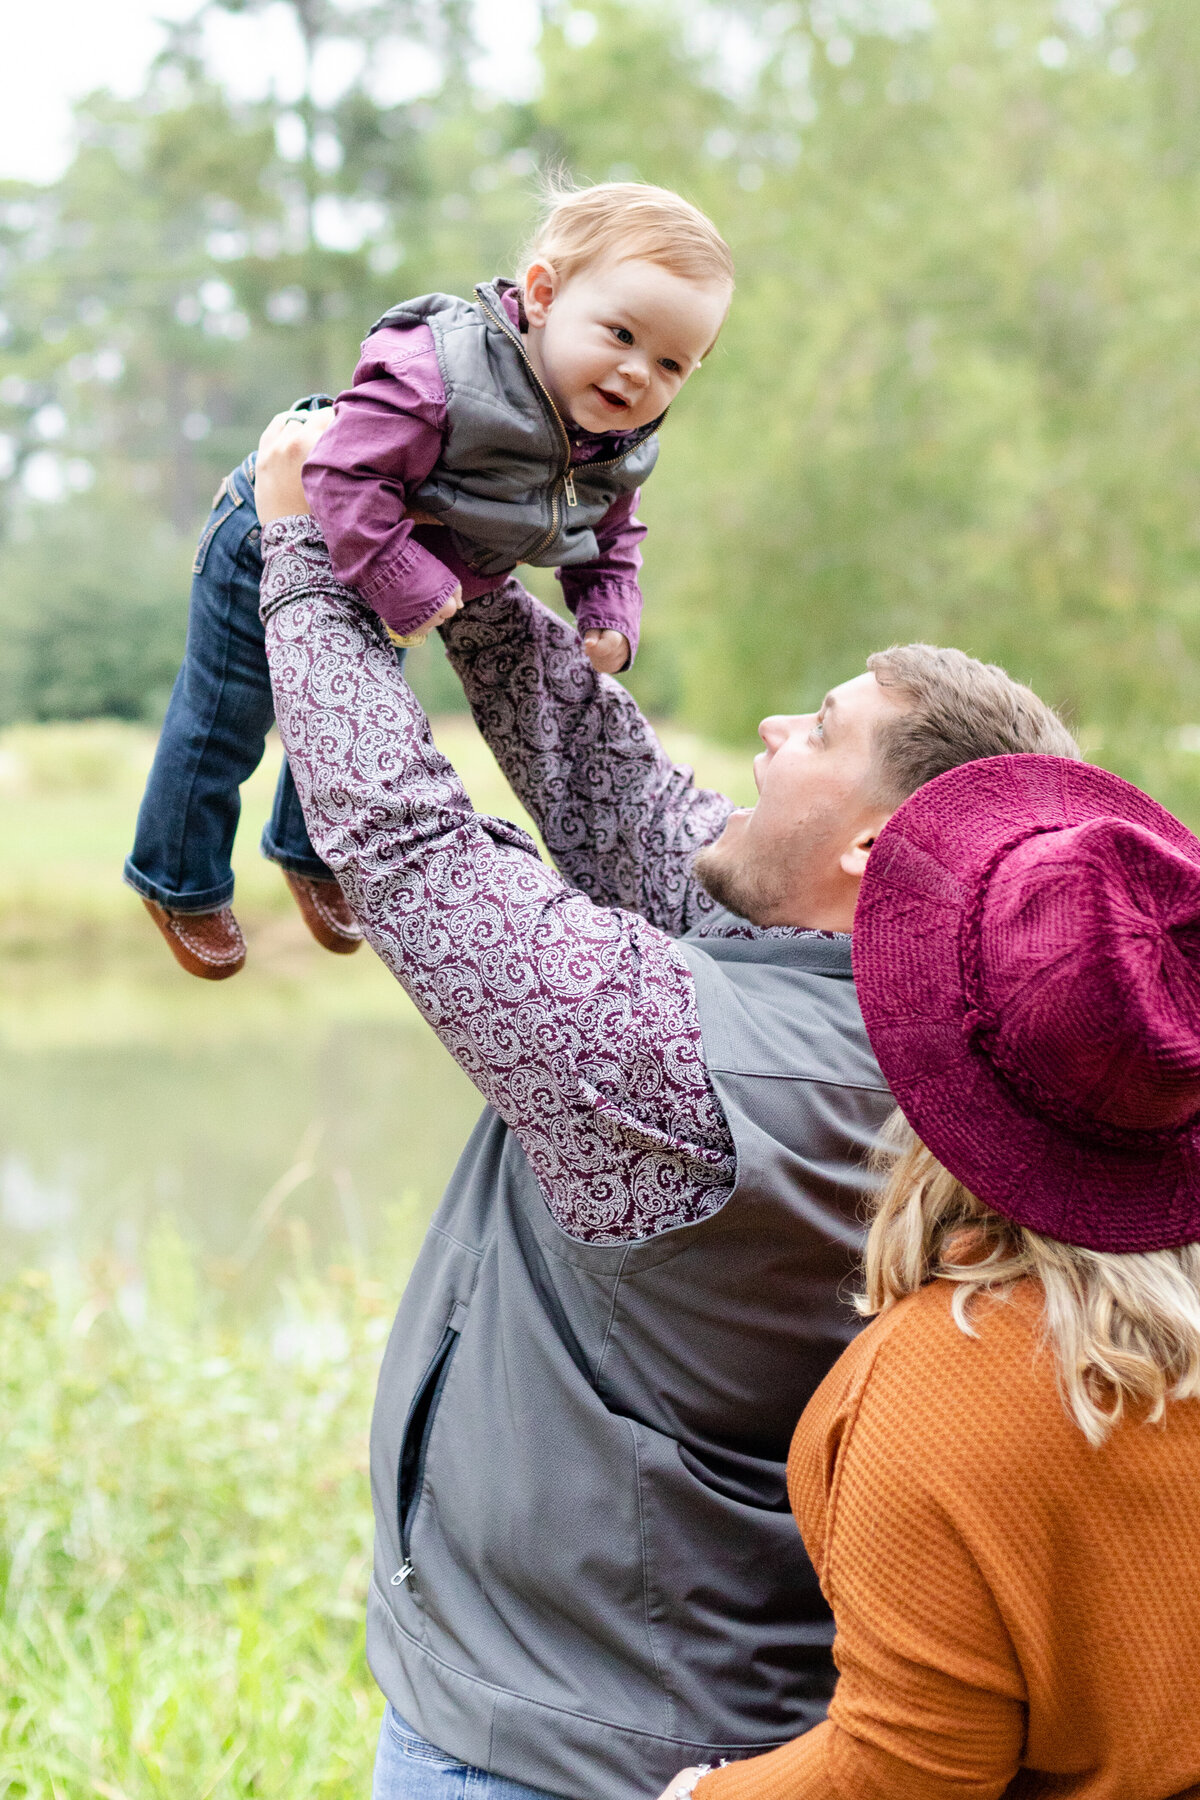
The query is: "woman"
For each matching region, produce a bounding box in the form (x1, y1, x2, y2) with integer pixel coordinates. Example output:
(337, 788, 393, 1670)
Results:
(665, 753, 1200, 1799)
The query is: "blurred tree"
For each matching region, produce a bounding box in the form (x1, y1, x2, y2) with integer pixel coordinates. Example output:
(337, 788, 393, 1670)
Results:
(1, 0, 1200, 825)
(161, 0, 477, 390)
(0, 0, 531, 538)
(592, 0, 1200, 768)
(0, 496, 189, 721)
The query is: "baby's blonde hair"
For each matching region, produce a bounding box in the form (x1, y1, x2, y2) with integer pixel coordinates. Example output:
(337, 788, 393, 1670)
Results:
(520, 180, 735, 292)
(862, 1111, 1200, 1447)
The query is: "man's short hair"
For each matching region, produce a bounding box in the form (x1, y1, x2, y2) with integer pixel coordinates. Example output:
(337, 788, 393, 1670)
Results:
(867, 643, 1080, 806)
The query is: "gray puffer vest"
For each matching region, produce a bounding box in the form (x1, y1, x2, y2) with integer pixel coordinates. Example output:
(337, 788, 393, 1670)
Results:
(365, 924, 894, 1800)
(368, 281, 660, 578)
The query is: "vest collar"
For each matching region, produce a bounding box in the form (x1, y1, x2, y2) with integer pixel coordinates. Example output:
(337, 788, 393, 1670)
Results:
(684, 908, 854, 976)
(477, 278, 667, 455)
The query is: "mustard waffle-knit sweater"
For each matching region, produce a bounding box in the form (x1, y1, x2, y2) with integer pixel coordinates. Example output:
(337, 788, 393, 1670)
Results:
(697, 1279, 1200, 1800)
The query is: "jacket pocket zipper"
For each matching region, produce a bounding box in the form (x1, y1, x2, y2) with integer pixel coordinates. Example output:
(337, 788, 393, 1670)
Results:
(473, 286, 658, 556)
(391, 1324, 460, 1589)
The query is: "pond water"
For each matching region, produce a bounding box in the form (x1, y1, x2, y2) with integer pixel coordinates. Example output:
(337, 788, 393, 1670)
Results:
(0, 716, 512, 1317)
(0, 962, 480, 1316)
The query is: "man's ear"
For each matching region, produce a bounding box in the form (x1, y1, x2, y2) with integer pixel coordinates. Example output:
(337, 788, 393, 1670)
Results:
(839, 815, 891, 881)
(523, 260, 559, 328)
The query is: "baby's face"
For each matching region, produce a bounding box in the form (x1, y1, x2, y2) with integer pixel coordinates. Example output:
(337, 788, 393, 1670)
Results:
(523, 255, 731, 435)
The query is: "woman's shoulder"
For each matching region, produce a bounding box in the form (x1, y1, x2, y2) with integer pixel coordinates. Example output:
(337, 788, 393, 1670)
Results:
(788, 1281, 1057, 1562)
(801, 1278, 1044, 1412)
(837, 1275, 1046, 1389)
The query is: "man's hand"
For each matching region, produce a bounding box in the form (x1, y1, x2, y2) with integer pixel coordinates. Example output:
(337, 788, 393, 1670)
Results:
(583, 628, 630, 674)
(255, 406, 335, 524)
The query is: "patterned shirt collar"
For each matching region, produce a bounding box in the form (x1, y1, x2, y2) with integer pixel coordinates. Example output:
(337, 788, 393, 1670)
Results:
(690, 913, 852, 944)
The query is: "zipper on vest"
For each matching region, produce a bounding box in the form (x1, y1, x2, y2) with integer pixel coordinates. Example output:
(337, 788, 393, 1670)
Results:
(474, 287, 574, 558)
(474, 285, 658, 545)
(391, 1322, 460, 1590)
(584, 444, 654, 472)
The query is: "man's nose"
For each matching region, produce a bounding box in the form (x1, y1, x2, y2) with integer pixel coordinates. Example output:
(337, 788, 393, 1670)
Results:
(758, 713, 807, 751)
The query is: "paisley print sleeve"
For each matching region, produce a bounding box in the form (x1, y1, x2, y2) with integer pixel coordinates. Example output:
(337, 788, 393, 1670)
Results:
(439, 582, 736, 938)
(260, 516, 735, 1244)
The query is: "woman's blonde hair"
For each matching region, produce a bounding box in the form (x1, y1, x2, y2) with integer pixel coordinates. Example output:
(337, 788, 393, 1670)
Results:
(862, 1111, 1200, 1446)
(520, 180, 735, 291)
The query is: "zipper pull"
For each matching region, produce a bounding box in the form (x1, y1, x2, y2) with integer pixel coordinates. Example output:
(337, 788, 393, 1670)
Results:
(391, 1560, 414, 1587)
(564, 471, 578, 507)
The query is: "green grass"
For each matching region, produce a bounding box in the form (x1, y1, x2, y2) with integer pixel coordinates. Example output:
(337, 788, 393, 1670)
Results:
(0, 1226, 405, 1799)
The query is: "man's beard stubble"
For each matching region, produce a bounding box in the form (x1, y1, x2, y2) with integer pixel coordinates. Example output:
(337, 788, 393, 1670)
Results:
(692, 835, 782, 926)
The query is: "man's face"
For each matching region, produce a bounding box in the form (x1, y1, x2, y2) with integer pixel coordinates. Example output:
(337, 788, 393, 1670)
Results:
(693, 671, 908, 931)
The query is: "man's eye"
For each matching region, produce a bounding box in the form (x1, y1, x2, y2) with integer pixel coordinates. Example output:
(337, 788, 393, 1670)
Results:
(612, 326, 634, 345)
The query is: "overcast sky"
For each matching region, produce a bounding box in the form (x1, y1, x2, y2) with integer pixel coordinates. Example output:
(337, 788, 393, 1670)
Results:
(2, 0, 542, 185)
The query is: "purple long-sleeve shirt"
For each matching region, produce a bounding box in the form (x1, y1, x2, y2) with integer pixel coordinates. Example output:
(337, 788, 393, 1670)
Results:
(261, 516, 754, 1242)
(302, 286, 648, 657)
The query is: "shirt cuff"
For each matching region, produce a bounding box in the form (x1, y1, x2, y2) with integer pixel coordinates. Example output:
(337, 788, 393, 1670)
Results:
(562, 579, 643, 667)
(357, 535, 462, 636)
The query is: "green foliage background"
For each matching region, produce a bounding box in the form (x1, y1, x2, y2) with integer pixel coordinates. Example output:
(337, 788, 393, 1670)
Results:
(2, 0, 1200, 812)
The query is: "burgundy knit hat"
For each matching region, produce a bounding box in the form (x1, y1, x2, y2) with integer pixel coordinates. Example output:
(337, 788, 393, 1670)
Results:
(852, 755, 1200, 1253)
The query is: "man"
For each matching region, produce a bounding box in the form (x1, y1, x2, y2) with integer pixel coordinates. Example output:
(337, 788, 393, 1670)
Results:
(253, 415, 1079, 1800)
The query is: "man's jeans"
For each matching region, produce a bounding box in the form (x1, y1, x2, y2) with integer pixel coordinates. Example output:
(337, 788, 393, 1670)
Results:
(373, 1708, 566, 1800)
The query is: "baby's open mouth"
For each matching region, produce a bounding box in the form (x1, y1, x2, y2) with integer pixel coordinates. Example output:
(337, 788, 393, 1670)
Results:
(594, 386, 630, 410)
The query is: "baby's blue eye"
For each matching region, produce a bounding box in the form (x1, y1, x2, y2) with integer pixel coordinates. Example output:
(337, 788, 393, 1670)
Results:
(612, 326, 634, 345)
(660, 358, 681, 375)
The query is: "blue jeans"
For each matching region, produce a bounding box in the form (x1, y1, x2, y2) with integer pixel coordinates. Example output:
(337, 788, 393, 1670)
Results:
(372, 1708, 567, 1800)
(124, 399, 405, 913)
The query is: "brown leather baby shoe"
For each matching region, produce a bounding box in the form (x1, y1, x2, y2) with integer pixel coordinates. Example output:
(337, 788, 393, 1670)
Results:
(283, 873, 364, 954)
(142, 898, 246, 980)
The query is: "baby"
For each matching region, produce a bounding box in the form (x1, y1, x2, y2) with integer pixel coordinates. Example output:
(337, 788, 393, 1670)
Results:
(124, 182, 734, 979)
